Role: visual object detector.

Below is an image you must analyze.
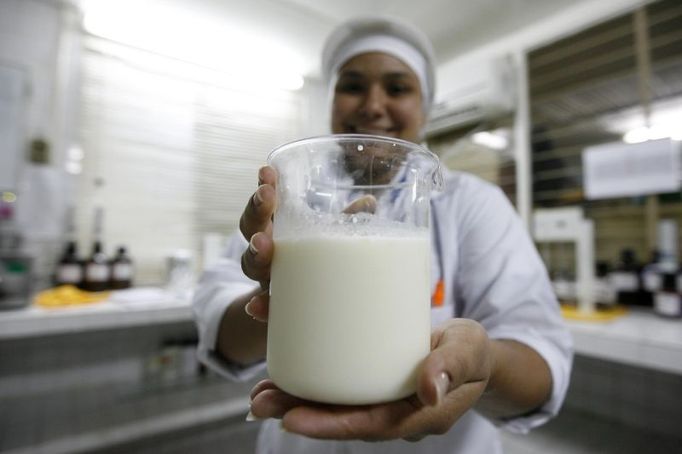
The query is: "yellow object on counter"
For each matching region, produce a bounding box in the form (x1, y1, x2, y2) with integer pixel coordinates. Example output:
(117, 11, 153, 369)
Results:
(34, 285, 110, 308)
(560, 304, 628, 322)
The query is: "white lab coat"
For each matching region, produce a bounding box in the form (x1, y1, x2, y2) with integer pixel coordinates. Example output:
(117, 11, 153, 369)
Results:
(192, 169, 573, 454)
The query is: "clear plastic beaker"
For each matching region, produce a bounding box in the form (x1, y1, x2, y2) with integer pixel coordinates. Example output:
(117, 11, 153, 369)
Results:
(266, 134, 442, 405)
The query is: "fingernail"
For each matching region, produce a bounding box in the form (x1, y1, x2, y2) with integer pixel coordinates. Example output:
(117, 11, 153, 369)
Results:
(249, 238, 259, 255)
(253, 189, 263, 207)
(246, 410, 265, 422)
(258, 167, 265, 185)
(245, 298, 255, 317)
(434, 371, 450, 406)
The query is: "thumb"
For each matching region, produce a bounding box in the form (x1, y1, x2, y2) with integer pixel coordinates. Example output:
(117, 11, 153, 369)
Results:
(342, 195, 377, 214)
(417, 319, 491, 407)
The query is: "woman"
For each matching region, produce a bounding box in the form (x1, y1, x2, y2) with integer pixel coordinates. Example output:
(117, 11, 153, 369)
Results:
(193, 16, 573, 454)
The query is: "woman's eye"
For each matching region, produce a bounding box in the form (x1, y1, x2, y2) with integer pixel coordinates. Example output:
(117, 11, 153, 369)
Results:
(387, 84, 412, 96)
(336, 82, 364, 94)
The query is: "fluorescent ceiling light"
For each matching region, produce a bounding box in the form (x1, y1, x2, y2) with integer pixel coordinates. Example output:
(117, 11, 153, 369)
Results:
(65, 161, 83, 175)
(623, 124, 682, 144)
(67, 145, 84, 161)
(80, 0, 304, 91)
(471, 131, 509, 150)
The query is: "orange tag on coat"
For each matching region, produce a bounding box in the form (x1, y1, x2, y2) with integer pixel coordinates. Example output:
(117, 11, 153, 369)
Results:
(431, 279, 444, 307)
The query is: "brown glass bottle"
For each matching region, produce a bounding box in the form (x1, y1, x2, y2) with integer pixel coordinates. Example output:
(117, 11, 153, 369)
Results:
(110, 246, 133, 289)
(55, 241, 83, 287)
(654, 272, 681, 318)
(83, 241, 110, 292)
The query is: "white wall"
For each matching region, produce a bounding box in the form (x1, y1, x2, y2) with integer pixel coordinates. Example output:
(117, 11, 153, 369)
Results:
(0, 0, 82, 195)
(0, 0, 57, 144)
(0, 0, 82, 286)
(299, 77, 331, 137)
(0, 0, 80, 165)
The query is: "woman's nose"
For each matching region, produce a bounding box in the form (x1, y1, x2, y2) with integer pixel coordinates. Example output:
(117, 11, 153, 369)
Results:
(358, 85, 387, 118)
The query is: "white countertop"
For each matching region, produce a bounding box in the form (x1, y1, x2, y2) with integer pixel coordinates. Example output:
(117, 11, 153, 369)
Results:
(567, 308, 682, 375)
(0, 288, 193, 340)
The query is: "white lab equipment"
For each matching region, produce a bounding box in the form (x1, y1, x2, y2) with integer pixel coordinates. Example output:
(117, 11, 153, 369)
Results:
(534, 207, 596, 314)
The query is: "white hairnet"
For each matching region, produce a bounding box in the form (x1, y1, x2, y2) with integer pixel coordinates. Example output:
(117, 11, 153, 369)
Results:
(321, 16, 436, 114)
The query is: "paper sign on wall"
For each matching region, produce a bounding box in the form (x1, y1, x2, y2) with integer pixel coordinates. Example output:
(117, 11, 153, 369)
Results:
(582, 139, 681, 200)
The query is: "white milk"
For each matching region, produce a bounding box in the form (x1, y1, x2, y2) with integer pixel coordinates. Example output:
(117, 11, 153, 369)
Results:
(267, 233, 431, 405)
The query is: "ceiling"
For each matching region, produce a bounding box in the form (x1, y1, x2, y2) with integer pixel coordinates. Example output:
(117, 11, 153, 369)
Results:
(160, 0, 593, 77)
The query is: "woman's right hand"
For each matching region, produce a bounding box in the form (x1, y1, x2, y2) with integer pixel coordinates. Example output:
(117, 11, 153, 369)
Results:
(237, 165, 376, 323)
(239, 166, 277, 323)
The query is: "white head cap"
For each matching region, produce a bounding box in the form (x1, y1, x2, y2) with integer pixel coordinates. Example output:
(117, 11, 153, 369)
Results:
(321, 16, 436, 114)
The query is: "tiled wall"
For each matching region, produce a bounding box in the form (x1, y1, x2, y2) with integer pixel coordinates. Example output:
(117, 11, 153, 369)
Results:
(566, 354, 682, 440)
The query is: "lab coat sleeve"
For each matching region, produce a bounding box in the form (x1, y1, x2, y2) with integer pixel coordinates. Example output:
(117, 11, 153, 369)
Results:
(192, 232, 266, 381)
(451, 174, 573, 433)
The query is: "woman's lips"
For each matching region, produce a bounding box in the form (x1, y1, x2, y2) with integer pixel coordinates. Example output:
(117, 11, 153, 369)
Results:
(347, 125, 398, 136)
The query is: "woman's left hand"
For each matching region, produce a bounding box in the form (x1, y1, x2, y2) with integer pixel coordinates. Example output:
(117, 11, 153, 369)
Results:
(248, 319, 495, 441)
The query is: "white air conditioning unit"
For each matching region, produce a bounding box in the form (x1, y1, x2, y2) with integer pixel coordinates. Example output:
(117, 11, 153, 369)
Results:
(426, 55, 517, 137)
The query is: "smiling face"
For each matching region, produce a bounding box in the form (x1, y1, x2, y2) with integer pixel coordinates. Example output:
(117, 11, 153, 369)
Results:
(331, 52, 426, 144)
